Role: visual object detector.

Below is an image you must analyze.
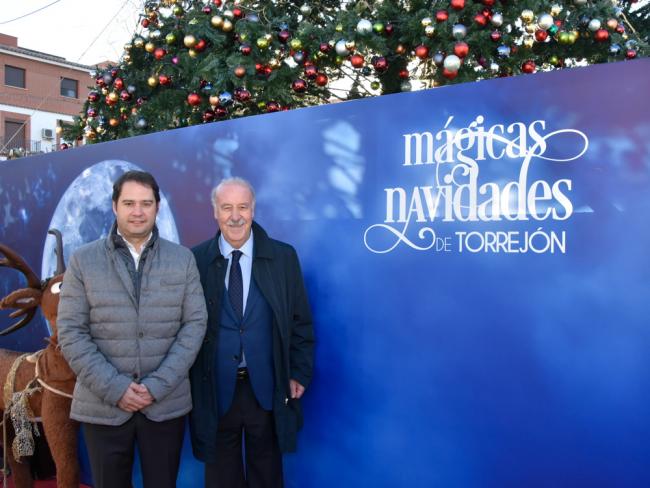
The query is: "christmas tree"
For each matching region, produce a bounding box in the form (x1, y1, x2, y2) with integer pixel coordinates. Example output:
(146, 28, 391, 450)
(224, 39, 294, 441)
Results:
(64, 0, 649, 145)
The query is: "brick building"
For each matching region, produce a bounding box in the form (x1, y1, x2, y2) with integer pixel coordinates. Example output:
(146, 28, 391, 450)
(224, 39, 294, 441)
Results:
(0, 33, 94, 157)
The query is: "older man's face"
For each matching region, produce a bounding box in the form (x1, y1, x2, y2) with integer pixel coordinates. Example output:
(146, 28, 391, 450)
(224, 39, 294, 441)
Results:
(214, 183, 254, 249)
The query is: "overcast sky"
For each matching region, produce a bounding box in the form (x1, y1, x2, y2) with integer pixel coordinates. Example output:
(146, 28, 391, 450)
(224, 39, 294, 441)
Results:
(1, 0, 143, 66)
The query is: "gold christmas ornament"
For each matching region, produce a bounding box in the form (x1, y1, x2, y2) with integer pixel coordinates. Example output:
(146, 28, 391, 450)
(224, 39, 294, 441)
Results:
(521, 10, 535, 24)
(184, 35, 197, 48)
(523, 36, 535, 48)
(145, 42, 155, 53)
(425, 25, 435, 37)
(222, 20, 234, 32)
(290, 38, 302, 50)
(209, 95, 220, 106)
(188, 49, 198, 58)
(257, 37, 269, 49)
(133, 37, 145, 48)
(421, 17, 433, 27)
(550, 4, 562, 16)
(211, 15, 224, 28)
(147, 76, 158, 87)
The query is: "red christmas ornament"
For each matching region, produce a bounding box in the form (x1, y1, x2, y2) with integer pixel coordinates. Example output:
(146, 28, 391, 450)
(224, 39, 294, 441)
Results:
(113, 78, 124, 90)
(304, 65, 318, 79)
(319, 42, 331, 53)
(120, 90, 131, 101)
(490, 30, 501, 42)
(278, 30, 290, 43)
(88, 91, 100, 102)
(234, 65, 246, 78)
(474, 14, 488, 27)
(436, 10, 449, 22)
(86, 107, 98, 117)
(398, 69, 409, 79)
(195, 39, 207, 51)
(141, 18, 150, 28)
(266, 101, 280, 112)
(372, 56, 388, 72)
(415, 44, 429, 59)
(215, 106, 228, 117)
(240, 44, 252, 55)
(616, 25, 625, 34)
(203, 109, 215, 122)
(292, 79, 308, 93)
(232, 8, 243, 18)
(535, 30, 548, 42)
(234, 88, 251, 102)
(482, 0, 495, 6)
(442, 68, 458, 79)
(212, 0, 222, 6)
(450, 0, 465, 11)
(626, 49, 637, 59)
(154, 47, 166, 60)
(315, 73, 328, 86)
(385, 24, 394, 35)
(554, 20, 563, 28)
(594, 29, 609, 42)
(187, 93, 202, 106)
(202, 6, 212, 14)
(59, 143, 69, 150)
(454, 42, 469, 58)
(158, 74, 170, 85)
(264, 66, 272, 76)
(350, 54, 365, 68)
(521, 60, 536, 73)
(255, 63, 265, 74)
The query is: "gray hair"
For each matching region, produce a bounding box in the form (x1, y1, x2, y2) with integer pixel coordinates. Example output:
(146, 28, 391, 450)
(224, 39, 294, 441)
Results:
(210, 177, 256, 208)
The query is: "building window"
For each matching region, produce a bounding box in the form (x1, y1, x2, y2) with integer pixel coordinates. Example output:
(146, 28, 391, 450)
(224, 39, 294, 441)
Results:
(60, 78, 78, 98)
(5, 65, 25, 88)
(4, 120, 26, 150)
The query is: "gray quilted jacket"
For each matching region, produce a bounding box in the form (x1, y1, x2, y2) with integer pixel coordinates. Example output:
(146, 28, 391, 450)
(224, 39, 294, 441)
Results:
(58, 228, 207, 425)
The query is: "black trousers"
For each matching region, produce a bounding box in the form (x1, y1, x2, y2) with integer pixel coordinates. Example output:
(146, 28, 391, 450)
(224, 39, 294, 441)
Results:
(83, 412, 185, 488)
(205, 374, 283, 488)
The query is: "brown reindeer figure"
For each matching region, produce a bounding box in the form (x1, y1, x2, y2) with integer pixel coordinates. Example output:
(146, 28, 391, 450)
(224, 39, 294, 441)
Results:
(0, 230, 79, 488)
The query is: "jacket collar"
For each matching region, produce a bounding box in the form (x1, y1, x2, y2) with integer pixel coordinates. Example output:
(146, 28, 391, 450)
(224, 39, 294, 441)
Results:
(208, 221, 273, 263)
(106, 221, 159, 252)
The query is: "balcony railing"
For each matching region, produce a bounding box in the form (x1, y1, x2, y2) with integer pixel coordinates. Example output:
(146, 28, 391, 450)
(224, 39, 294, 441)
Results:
(0, 136, 45, 158)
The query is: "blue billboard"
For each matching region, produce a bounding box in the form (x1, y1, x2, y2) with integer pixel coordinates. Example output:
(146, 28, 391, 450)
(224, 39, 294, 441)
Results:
(1, 59, 649, 487)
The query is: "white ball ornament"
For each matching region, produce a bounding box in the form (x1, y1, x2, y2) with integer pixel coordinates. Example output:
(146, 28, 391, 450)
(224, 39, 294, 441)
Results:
(356, 19, 373, 35)
(443, 54, 461, 72)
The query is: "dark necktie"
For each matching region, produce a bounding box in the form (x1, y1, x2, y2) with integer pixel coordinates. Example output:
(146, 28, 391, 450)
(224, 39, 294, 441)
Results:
(228, 250, 243, 318)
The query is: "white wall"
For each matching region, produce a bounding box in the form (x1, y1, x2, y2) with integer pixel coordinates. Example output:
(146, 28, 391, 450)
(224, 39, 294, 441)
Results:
(0, 103, 74, 152)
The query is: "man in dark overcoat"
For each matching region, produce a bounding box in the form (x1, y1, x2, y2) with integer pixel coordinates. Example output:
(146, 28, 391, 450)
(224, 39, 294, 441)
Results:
(190, 177, 314, 487)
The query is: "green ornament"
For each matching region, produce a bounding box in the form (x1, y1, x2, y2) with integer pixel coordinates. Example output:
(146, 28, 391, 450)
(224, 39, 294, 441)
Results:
(373, 22, 385, 33)
(370, 81, 380, 90)
(335, 24, 343, 32)
(257, 37, 270, 49)
(172, 5, 183, 16)
(548, 25, 559, 36)
(166, 32, 177, 45)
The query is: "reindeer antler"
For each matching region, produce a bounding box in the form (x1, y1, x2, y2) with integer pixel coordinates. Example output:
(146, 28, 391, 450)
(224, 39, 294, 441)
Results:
(0, 243, 43, 335)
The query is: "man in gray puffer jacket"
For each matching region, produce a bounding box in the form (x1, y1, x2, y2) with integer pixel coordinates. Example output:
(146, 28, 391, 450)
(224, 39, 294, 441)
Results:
(58, 170, 207, 488)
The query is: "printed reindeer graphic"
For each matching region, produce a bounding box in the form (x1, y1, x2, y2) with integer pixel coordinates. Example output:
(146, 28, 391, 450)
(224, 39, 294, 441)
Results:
(0, 230, 79, 488)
